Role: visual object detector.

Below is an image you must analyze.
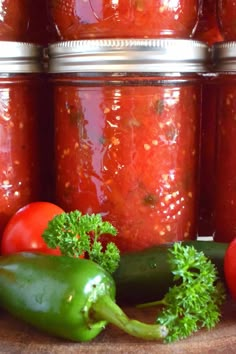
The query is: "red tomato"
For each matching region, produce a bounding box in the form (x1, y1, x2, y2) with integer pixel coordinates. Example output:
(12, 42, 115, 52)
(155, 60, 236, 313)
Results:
(1, 202, 64, 255)
(224, 238, 236, 300)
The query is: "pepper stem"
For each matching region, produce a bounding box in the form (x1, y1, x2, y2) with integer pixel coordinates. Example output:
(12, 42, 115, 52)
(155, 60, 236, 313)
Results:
(91, 295, 168, 341)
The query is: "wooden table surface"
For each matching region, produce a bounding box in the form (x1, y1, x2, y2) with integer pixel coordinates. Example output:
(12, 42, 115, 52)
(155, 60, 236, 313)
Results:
(0, 299, 236, 354)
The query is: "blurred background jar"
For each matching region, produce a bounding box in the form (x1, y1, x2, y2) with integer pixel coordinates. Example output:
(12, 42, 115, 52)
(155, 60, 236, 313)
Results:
(0, 42, 45, 236)
(212, 42, 236, 242)
(217, 0, 236, 41)
(193, 0, 223, 237)
(48, 0, 199, 40)
(48, 39, 209, 252)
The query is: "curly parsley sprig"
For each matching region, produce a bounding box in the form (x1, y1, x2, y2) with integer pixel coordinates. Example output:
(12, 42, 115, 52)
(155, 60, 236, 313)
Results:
(138, 242, 226, 343)
(42, 210, 120, 274)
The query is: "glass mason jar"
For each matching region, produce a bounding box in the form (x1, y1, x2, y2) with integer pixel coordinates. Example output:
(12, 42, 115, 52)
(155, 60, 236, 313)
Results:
(217, 0, 236, 41)
(0, 0, 31, 41)
(48, 39, 209, 252)
(48, 0, 199, 40)
(0, 42, 44, 236)
(212, 42, 236, 242)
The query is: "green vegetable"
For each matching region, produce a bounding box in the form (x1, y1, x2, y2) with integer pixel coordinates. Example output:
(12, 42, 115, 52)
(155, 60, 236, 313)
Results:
(138, 243, 226, 343)
(0, 244, 225, 343)
(114, 240, 228, 304)
(42, 210, 120, 274)
(0, 253, 167, 342)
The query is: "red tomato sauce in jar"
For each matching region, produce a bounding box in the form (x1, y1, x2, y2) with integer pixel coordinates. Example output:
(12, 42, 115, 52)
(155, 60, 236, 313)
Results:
(217, 0, 236, 41)
(213, 42, 236, 242)
(0, 0, 31, 41)
(48, 0, 199, 40)
(0, 0, 58, 45)
(0, 42, 44, 236)
(49, 39, 209, 252)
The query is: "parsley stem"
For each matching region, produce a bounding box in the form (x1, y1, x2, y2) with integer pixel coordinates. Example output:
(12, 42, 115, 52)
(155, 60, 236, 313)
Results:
(137, 298, 167, 309)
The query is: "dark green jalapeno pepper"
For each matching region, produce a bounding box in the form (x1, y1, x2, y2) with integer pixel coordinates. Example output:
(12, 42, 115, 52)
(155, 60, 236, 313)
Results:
(0, 252, 167, 342)
(114, 240, 228, 304)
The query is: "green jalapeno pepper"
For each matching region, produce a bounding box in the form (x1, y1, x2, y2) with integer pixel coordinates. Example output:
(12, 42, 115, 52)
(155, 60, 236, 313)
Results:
(0, 252, 167, 342)
(114, 240, 228, 304)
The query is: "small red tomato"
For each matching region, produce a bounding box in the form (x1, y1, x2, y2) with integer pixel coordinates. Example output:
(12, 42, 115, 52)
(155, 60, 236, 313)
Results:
(224, 237, 236, 300)
(1, 202, 64, 255)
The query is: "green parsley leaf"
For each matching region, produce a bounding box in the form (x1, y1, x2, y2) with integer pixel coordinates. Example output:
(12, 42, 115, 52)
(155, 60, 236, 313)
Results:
(157, 243, 226, 343)
(42, 210, 120, 274)
(138, 242, 226, 343)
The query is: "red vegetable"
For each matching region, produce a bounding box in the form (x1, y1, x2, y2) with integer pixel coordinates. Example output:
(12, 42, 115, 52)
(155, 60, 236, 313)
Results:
(224, 238, 236, 300)
(1, 202, 64, 255)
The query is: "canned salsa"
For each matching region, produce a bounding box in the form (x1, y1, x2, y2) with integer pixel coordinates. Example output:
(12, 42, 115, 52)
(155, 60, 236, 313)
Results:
(0, 42, 44, 236)
(213, 42, 236, 242)
(217, 0, 236, 41)
(0, 0, 30, 41)
(214, 76, 236, 242)
(49, 39, 208, 252)
(49, 0, 199, 40)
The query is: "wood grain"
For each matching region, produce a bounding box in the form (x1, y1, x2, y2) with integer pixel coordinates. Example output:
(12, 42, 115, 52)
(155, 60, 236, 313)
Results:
(0, 300, 236, 353)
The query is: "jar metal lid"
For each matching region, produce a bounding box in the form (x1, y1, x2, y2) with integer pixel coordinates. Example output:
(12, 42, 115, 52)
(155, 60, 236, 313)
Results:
(48, 39, 210, 73)
(0, 42, 43, 73)
(212, 41, 236, 71)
